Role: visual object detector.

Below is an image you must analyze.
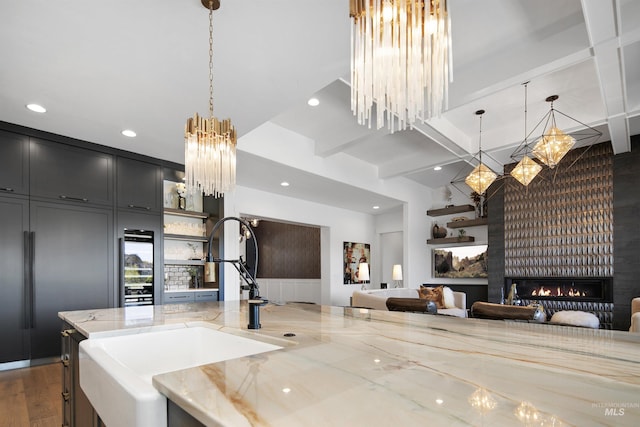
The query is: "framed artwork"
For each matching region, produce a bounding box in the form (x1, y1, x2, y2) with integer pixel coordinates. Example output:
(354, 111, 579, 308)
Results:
(433, 244, 488, 278)
(343, 242, 370, 284)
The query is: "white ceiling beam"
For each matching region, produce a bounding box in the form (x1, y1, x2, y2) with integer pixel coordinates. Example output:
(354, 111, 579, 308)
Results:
(581, 0, 630, 153)
(315, 130, 385, 158)
(415, 117, 472, 156)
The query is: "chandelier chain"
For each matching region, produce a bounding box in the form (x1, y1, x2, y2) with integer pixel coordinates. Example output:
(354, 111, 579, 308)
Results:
(523, 82, 528, 140)
(478, 112, 483, 163)
(208, 1, 214, 119)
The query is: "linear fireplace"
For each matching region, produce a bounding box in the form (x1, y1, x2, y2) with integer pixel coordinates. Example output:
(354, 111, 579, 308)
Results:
(505, 277, 613, 303)
(504, 278, 614, 329)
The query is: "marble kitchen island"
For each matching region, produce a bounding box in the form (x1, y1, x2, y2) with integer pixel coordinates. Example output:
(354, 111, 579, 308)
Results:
(60, 301, 640, 426)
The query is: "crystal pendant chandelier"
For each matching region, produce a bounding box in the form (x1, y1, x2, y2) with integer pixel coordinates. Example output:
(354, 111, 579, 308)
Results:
(349, 0, 452, 132)
(184, 0, 236, 198)
(531, 95, 575, 169)
(510, 82, 542, 186)
(464, 110, 498, 195)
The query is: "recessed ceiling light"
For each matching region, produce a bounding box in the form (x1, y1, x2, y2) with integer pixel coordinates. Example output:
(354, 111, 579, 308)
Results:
(434, 166, 442, 171)
(121, 129, 137, 138)
(307, 98, 320, 107)
(373, 206, 380, 210)
(26, 104, 46, 113)
(282, 387, 291, 394)
(280, 181, 290, 187)
(436, 398, 444, 405)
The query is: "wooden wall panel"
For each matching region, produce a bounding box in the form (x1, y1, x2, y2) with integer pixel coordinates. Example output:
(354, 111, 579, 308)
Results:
(252, 221, 321, 279)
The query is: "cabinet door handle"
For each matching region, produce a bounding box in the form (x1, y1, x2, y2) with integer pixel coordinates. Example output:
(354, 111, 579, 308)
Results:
(59, 195, 89, 203)
(28, 231, 35, 328)
(1, 187, 14, 192)
(127, 204, 151, 211)
(118, 238, 124, 307)
(23, 231, 31, 329)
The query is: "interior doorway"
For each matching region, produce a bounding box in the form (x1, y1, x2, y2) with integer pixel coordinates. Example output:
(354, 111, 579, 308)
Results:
(380, 231, 403, 289)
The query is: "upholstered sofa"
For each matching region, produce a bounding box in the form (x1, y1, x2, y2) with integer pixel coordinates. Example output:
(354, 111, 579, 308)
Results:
(631, 297, 640, 333)
(351, 287, 467, 318)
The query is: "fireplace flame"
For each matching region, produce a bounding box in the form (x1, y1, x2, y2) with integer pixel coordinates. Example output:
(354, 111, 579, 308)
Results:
(530, 286, 586, 297)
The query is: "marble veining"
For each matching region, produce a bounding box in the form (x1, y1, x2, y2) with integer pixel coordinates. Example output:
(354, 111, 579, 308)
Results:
(60, 302, 640, 426)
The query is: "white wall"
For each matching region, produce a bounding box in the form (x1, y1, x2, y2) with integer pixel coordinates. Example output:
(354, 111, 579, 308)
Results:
(219, 123, 434, 306)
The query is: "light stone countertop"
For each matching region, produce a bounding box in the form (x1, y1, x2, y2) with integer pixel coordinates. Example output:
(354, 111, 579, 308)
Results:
(60, 302, 640, 426)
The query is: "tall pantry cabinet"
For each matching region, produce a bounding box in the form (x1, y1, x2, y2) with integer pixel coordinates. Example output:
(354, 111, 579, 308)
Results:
(0, 130, 114, 363)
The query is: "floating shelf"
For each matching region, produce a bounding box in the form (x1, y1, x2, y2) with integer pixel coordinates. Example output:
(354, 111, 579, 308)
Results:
(164, 234, 208, 242)
(427, 205, 475, 217)
(427, 236, 475, 245)
(163, 208, 209, 219)
(447, 218, 488, 228)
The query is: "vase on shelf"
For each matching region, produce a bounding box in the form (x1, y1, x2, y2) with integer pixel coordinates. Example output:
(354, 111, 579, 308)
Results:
(432, 223, 447, 239)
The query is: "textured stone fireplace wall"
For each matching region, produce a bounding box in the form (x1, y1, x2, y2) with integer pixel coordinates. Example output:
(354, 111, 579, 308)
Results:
(489, 138, 640, 330)
(503, 142, 613, 277)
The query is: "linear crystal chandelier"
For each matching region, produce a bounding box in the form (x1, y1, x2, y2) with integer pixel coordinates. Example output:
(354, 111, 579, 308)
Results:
(184, 0, 236, 198)
(349, 0, 452, 132)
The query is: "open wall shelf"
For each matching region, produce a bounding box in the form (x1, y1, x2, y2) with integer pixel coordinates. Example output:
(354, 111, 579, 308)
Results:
(427, 205, 475, 217)
(164, 208, 209, 219)
(447, 218, 488, 228)
(427, 236, 475, 245)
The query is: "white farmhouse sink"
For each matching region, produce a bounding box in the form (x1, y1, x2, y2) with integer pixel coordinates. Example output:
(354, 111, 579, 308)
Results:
(79, 325, 282, 427)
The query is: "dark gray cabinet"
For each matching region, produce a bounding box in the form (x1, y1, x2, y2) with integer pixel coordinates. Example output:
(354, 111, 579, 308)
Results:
(117, 157, 162, 212)
(30, 201, 113, 359)
(0, 195, 30, 363)
(164, 291, 195, 304)
(195, 290, 218, 302)
(30, 138, 113, 206)
(165, 290, 218, 304)
(0, 122, 177, 366)
(0, 198, 113, 362)
(62, 326, 103, 427)
(0, 130, 29, 195)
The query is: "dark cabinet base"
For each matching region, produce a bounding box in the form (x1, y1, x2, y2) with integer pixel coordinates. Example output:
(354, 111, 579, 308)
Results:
(62, 325, 103, 427)
(168, 400, 206, 427)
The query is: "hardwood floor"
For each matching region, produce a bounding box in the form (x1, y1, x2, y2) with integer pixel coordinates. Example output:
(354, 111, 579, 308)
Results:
(0, 363, 61, 427)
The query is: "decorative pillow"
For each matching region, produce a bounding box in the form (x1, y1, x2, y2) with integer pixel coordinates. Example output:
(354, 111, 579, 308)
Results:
(418, 286, 445, 309)
(442, 286, 456, 308)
